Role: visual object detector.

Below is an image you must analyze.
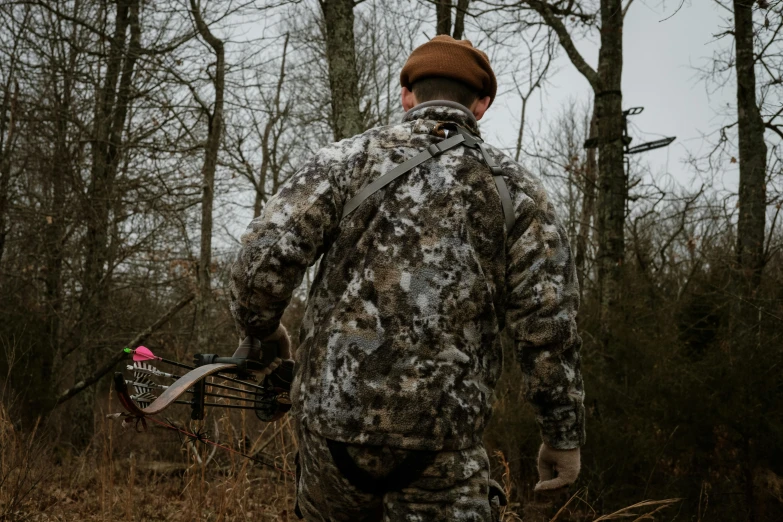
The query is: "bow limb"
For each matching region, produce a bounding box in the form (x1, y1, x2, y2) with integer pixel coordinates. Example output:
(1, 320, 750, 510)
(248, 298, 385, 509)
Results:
(114, 363, 238, 418)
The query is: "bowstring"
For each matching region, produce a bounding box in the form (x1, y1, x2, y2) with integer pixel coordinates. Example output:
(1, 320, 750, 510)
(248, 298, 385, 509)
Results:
(122, 348, 295, 478)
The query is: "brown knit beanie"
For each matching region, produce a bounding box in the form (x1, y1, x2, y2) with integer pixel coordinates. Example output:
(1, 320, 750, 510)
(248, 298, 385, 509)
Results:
(400, 35, 497, 106)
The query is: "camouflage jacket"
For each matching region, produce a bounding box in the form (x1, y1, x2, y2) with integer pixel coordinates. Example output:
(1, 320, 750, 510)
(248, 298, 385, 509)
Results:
(230, 101, 585, 451)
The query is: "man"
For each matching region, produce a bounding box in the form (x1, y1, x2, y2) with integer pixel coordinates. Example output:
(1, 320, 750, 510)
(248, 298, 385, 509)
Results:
(230, 35, 585, 521)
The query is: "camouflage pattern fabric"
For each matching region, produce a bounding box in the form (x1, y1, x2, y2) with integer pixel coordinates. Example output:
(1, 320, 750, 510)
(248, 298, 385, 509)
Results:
(295, 426, 494, 522)
(230, 102, 585, 450)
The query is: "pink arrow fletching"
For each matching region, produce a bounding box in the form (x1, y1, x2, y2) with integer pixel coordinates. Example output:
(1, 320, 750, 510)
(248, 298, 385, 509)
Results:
(132, 346, 159, 362)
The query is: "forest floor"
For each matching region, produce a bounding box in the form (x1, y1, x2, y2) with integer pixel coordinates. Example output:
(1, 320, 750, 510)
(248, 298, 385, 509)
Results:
(1, 399, 298, 522)
(1, 399, 679, 522)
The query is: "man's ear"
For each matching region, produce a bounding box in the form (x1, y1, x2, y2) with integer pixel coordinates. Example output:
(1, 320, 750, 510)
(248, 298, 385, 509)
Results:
(401, 86, 417, 112)
(471, 96, 492, 120)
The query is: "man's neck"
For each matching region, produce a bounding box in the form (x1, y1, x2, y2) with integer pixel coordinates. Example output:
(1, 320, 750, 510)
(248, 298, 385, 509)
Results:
(403, 100, 478, 126)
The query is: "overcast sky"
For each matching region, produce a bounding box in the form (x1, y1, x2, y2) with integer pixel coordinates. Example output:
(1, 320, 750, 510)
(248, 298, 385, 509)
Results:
(480, 0, 738, 193)
(220, 0, 756, 253)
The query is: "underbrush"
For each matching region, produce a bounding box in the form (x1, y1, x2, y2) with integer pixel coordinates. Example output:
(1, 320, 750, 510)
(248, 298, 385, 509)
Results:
(1, 400, 47, 521)
(1, 392, 297, 522)
(0, 383, 683, 522)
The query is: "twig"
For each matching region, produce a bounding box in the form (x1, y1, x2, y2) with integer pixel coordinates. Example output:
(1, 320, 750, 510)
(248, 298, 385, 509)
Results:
(592, 498, 682, 521)
(550, 488, 584, 521)
(658, 0, 685, 23)
(643, 425, 679, 498)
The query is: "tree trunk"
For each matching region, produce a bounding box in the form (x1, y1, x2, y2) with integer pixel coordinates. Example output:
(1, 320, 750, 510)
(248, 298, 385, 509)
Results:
(255, 33, 289, 218)
(320, 0, 363, 140)
(0, 81, 17, 267)
(436, 0, 453, 35)
(576, 112, 598, 292)
(74, 0, 141, 445)
(523, 0, 625, 342)
(83, 0, 131, 315)
(37, 64, 73, 418)
(434, 0, 470, 40)
(190, 0, 225, 350)
(453, 0, 469, 39)
(732, 18, 767, 520)
(81, 0, 141, 333)
(594, 0, 625, 348)
(733, 0, 767, 296)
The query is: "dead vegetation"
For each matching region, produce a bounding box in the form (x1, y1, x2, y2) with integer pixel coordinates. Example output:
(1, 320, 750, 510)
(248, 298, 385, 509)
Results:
(0, 0, 781, 520)
(1, 394, 298, 522)
(1, 402, 683, 521)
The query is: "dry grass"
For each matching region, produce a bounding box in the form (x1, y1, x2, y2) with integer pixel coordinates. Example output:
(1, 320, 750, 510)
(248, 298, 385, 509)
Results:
(1, 390, 298, 522)
(2, 395, 680, 522)
(1, 402, 47, 520)
(547, 491, 681, 522)
(492, 450, 680, 522)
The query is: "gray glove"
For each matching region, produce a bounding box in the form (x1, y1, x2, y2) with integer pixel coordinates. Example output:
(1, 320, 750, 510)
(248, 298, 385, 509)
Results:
(233, 325, 292, 376)
(259, 324, 291, 375)
(534, 443, 581, 491)
(262, 324, 291, 359)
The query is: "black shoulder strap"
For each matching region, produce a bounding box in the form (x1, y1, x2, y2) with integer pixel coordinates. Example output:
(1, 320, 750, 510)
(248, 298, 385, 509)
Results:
(341, 127, 516, 234)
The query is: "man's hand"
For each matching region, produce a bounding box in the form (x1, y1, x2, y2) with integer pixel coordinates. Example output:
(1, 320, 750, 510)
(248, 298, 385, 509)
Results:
(258, 325, 291, 375)
(233, 325, 292, 376)
(534, 443, 581, 491)
(263, 324, 291, 360)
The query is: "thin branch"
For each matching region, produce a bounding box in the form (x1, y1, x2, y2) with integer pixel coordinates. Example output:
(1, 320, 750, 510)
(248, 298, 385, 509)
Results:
(525, 0, 598, 90)
(765, 122, 783, 140)
(623, 0, 636, 18)
(657, 0, 685, 22)
(56, 294, 196, 406)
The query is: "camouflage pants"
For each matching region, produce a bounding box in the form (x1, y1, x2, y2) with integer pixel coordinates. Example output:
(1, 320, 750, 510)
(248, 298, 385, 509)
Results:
(295, 427, 502, 521)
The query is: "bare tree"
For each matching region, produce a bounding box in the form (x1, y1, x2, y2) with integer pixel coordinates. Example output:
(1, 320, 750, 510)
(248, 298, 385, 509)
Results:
(479, 0, 629, 347)
(356, 1, 422, 128)
(254, 34, 291, 216)
(74, 0, 143, 442)
(320, 0, 364, 140)
(0, 4, 26, 267)
(224, 33, 296, 219)
(82, 0, 142, 322)
(512, 28, 553, 162)
(0, 0, 204, 428)
(697, 2, 782, 296)
(433, 0, 471, 39)
(733, 0, 768, 295)
(189, 0, 225, 350)
(575, 112, 598, 291)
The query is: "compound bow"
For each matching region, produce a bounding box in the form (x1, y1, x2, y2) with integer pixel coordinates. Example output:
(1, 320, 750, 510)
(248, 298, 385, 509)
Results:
(111, 340, 294, 427)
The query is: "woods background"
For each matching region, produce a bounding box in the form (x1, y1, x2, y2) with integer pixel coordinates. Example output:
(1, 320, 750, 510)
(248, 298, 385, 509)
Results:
(0, 0, 782, 520)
